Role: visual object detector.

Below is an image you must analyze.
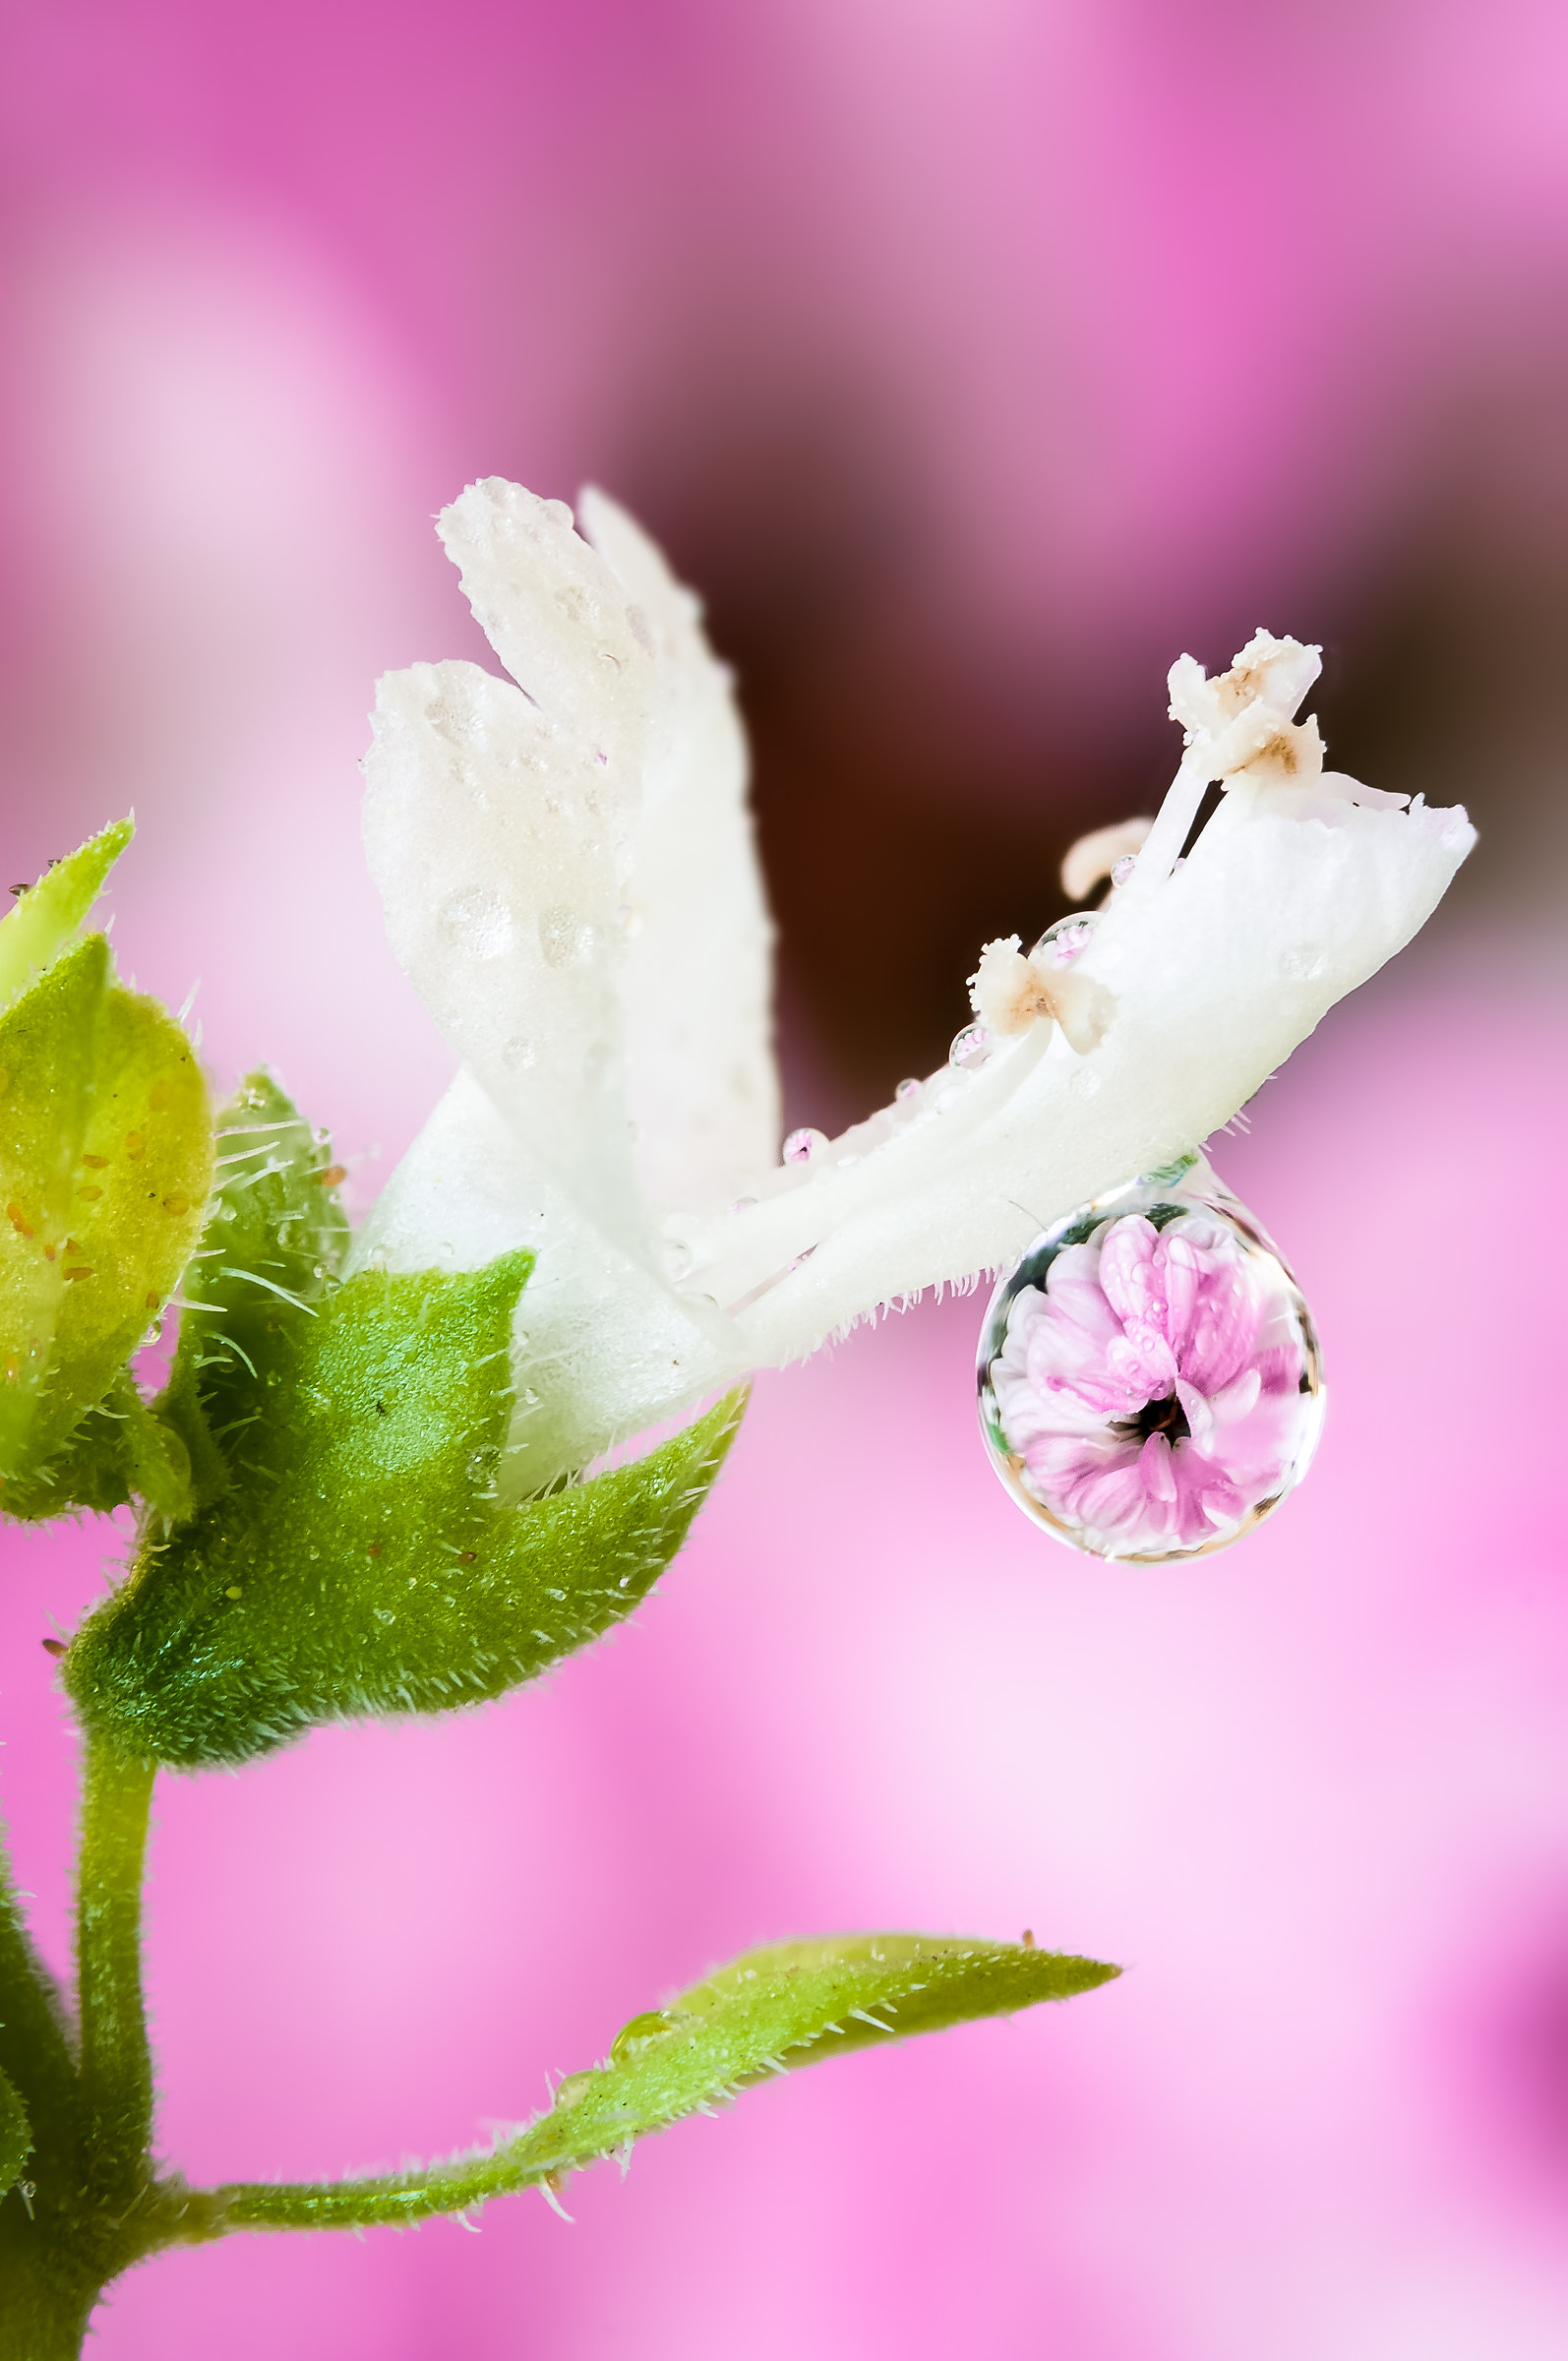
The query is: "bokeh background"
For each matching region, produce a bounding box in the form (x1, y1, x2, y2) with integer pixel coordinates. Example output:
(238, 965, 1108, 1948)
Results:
(2, 3, 1567, 2353)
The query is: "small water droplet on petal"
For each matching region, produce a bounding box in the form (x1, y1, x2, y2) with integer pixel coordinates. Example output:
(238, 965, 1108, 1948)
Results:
(783, 1126, 827, 1165)
(947, 1024, 994, 1072)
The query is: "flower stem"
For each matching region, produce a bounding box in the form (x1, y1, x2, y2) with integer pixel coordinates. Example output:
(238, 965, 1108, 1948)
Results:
(74, 1737, 156, 2212)
(206, 2143, 553, 2234)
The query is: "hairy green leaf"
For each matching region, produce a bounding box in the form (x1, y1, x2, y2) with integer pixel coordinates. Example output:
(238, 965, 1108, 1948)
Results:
(65, 1223, 745, 1763)
(0, 817, 132, 1017)
(0, 2060, 30, 2196)
(0, 934, 212, 1501)
(210, 1931, 1118, 2231)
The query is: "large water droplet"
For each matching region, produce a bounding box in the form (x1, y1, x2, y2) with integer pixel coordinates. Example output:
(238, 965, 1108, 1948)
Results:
(977, 1158, 1323, 1562)
(783, 1126, 827, 1164)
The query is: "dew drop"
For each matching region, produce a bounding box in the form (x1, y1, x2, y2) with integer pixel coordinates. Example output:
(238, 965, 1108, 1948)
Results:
(442, 889, 515, 961)
(728, 1195, 757, 1214)
(976, 1160, 1323, 1564)
(947, 1024, 994, 1072)
(539, 906, 595, 969)
(783, 1126, 827, 1165)
(1111, 855, 1138, 887)
(895, 1077, 922, 1103)
(1030, 913, 1097, 967)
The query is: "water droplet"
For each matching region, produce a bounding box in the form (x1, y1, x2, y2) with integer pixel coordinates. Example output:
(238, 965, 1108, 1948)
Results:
(947, 1024, 994, 1072)
(895, 1078, 922, 1103)
(1282, 941, 1325, 981)
(1110, 855, 1138, 888)
(610, 2010, 676, 2064)
(538, 906, 595, 969)
(728, 1195, 757, 1214)
(783, 1127, 827, 1165)
(442, 889, 515, 961)
(666, 1241, 694, 1282)
(520, 1386, 540, 1408)
(977, 1160, 1323, 1563)
(1030, 913, 1097, 967)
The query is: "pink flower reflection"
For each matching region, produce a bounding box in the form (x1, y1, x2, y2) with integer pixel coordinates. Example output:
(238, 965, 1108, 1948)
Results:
(991, 1209, 1314, 1558)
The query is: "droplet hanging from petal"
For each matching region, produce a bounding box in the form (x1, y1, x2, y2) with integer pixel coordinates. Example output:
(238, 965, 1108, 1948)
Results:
(976, 1155, 1323, 1562)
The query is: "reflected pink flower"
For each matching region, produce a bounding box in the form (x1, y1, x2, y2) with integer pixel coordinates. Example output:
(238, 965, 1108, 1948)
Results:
(991, 1208, 1313, 1557)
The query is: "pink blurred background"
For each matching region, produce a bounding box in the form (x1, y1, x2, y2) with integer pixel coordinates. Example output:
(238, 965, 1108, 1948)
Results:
(3, 2, 1568, 2353)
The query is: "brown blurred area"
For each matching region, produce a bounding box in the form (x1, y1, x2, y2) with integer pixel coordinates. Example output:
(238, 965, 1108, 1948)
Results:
(614, 356, 1566, 1127)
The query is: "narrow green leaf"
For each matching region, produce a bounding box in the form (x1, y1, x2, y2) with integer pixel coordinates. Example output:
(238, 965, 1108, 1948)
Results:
(66, 1212, 743, 1767)
(0, 817, 133, 1017)
(210, 1931, 1118, 2232)
(0, 2059, 30, 2195)
(0, 936, 212, 1496)
(520, 1934, 1121, 2174)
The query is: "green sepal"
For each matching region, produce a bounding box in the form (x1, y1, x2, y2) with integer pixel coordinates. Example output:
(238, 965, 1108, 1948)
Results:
(0, 2059, 30, 2196)
(65, 1214, 744, 1763)
(157, 1071, 348, 1510)
(3, 1374, 193, 1524)
(0, 817, 132, 1017)
(210, 1931, 1117, 2232)
(0, 935, 211, 1497)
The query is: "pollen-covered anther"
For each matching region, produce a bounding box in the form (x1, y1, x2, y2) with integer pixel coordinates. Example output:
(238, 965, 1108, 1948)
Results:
(968, 936, 1115, 1054)
(1227, 712, 1324, 791)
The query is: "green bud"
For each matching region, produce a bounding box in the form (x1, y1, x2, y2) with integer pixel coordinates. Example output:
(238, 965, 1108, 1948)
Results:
(0, 932, 211, 1504)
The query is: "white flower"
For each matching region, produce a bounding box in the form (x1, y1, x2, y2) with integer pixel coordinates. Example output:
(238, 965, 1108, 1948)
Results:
(355, 483, 1475, 1492)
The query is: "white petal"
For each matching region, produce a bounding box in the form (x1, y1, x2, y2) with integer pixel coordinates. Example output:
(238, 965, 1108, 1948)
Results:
(577, 488, 779, 1215)
(438, 478, 663, 780)
(348, 1067, 743, 1495)
(362, 656, 644, 1250)
(671, 790, 1475, 1368)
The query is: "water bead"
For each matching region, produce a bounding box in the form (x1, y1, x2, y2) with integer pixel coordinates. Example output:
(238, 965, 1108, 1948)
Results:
(948, 1023, 994, 1072)
(1110, 854, 1138, 887)
(976, 1159, 1323, 1562)
(783, 1126, 828, 1164)
(895, 1077, 923, 1102)
(1029, 913, 1097, 967)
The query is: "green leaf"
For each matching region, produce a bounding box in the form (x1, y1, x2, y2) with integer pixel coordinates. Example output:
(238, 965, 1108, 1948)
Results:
(0, 935, 212, 1500)
(0, 817, 133, 1017)
(524, 1934, 1120, 2173)
(0, 2059, 30, 2196)
(65, 1219, 745, 1762)
(211, 1931, 1118, 2231)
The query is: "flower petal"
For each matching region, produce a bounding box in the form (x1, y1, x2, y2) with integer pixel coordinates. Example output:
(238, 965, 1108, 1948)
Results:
(577, 489, 779, 1216)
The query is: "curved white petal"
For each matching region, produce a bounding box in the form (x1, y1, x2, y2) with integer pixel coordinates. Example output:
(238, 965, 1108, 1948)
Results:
(578, 488, 778, 1216)
(363, 655, 643, 1248)
(670, 791, 1476, 1367)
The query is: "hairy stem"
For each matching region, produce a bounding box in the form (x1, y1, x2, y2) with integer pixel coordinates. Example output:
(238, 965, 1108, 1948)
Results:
(204, 2143, 556, 2234)
(74, 1736, 155, 2210)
